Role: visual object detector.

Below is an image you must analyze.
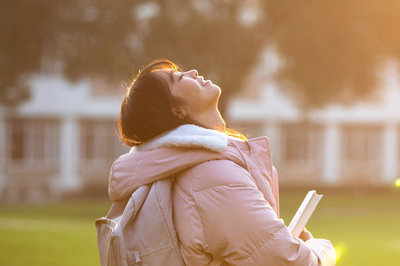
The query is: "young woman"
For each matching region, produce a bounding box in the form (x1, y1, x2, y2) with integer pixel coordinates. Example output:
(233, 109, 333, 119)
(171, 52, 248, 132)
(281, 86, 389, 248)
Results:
(110, 59, 336, 265)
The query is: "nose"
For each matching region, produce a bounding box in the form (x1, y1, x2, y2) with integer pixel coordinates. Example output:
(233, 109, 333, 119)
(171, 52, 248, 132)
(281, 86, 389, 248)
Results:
(187, 69, 198, 78)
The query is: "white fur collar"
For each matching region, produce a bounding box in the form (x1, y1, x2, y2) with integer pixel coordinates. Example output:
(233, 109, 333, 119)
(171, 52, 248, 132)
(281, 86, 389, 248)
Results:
(130, 124, 229, 153)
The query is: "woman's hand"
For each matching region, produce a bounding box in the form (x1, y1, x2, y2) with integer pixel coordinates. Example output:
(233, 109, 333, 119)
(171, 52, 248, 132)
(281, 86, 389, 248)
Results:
(299, 228, 313, 242)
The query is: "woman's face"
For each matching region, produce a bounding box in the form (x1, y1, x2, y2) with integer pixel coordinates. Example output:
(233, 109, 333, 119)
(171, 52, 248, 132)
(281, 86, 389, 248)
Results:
(157, 69, 221, 115)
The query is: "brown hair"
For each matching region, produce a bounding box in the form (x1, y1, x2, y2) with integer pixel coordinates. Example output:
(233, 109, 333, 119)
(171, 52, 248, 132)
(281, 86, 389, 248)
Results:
(118, 59, 247, 147)
(118, 59, 201, 147)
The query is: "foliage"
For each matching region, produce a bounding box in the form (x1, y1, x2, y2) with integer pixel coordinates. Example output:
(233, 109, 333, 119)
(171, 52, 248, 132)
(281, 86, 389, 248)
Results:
(262, 0, 400, 108)
(0, 0, 265, 115)
(3, 0, 400, 110)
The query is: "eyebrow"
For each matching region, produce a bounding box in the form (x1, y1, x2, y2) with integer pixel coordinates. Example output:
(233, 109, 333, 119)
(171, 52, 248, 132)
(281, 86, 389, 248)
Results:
(168, 70, 183, 83)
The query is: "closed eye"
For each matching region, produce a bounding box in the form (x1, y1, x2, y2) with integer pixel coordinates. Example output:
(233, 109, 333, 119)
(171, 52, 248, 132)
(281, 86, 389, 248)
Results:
(169, 71, 184, 83)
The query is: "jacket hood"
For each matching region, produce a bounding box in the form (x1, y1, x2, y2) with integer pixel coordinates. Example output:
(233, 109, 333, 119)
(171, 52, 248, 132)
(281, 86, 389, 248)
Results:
(108, 125, 230, 201)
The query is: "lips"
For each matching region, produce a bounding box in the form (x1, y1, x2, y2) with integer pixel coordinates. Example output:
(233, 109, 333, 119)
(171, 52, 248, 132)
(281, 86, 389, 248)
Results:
(199, 76, 208, 86)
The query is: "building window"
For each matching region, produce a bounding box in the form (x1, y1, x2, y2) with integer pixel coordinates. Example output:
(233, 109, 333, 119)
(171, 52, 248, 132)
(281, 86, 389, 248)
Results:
(342, 125, 382, 164)
(281, 123, 322, 163)
(6, 118, 59, 169)
(79, 119, 128, 166)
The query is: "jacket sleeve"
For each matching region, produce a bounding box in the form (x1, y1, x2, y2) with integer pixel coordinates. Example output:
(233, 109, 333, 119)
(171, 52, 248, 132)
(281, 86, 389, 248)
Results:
(186, 160, 336, 266)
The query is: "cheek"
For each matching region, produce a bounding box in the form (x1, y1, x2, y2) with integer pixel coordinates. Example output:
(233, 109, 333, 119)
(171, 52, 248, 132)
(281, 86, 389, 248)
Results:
(171, 83, 197, 105)
(179, 81, 202, 98)
(173, 81, 219, 111)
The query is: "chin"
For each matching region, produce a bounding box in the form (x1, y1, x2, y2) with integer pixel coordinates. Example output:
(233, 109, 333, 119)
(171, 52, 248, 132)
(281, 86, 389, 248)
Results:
(211, 85, 222, 98)
(210, 83, 221, 93)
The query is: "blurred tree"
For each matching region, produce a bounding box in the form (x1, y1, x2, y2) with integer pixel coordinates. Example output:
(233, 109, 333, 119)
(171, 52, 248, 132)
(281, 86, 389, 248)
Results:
(263, 0, 400, 108)
(138, 0, 267, 115)
(5, 1, 399, 111)
(0, 0, 265, 116)
(0, 0, 59, 105)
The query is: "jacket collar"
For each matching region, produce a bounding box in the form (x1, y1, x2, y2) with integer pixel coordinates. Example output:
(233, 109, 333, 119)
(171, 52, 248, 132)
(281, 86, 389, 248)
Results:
(132, 124, 229, 153)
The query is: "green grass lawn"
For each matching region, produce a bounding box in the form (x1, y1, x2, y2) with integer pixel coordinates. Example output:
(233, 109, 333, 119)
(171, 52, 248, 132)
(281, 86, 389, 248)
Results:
(279, 188, 400, 266)
(0, 200, 110, 266)
(0, 188, 399, 265)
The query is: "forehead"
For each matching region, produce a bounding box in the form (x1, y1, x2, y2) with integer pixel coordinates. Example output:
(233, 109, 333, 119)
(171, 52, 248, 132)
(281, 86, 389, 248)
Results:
(154, 69, 177, 84)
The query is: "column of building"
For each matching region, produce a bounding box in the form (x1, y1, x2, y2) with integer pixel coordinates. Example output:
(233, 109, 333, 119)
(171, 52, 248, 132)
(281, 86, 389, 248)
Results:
(322, 122, 341, 185)
(263, 122, 281, 163)
(0, 113, 5, 196)
(53, 115, 81, 195)
(382, 123, 398, 184)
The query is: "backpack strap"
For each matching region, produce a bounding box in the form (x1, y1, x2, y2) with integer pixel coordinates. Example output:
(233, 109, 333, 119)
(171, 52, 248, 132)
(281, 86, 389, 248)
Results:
(117, 184, 151, 232)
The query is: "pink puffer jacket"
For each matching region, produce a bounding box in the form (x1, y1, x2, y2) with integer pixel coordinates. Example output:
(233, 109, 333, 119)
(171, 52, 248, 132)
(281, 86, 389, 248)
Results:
(109, 125, 336, 265)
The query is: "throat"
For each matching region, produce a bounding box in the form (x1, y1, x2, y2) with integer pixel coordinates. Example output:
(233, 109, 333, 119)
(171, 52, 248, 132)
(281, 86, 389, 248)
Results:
(190, 108, 226, 131)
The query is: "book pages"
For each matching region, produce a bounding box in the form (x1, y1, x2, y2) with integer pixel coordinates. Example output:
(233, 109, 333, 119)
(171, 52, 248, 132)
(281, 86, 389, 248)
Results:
(288, 190, 323, 238)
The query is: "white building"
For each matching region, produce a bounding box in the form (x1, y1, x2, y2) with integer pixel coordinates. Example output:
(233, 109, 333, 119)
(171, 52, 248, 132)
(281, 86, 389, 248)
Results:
(229, 49, 400, 187)
(0, 75, 128, 201)
(1, 54, 399, 201)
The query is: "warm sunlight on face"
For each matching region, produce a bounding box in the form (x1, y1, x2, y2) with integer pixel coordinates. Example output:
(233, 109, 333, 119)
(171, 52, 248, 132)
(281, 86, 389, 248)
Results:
(156, 69, 221, 113)
(334, 243, 346, 264)
(395, 179, 400, 188)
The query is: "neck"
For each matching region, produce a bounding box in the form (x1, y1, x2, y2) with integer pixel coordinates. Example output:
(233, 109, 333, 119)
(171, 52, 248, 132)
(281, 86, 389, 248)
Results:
(191, 108, 226, 131)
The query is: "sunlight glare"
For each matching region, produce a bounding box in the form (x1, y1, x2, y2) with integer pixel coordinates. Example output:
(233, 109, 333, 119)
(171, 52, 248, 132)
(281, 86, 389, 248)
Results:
(334, 243, 346, 263)
(395, 178, 400, 188)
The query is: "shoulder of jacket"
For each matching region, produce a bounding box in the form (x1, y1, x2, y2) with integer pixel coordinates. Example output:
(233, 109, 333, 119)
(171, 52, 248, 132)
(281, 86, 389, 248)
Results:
(181, 158, 242, 175)
(174, 158, 254, 193)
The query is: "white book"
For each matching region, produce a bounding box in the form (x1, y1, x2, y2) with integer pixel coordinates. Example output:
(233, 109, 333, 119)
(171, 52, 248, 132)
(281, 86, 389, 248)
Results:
(288, 190, 323, 238)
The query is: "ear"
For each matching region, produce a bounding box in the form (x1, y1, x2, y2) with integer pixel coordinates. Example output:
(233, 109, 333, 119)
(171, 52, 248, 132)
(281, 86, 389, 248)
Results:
(171, 105, 188, 120)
